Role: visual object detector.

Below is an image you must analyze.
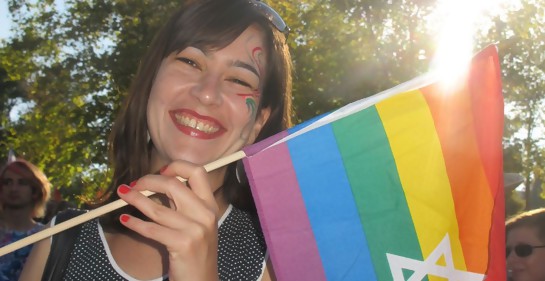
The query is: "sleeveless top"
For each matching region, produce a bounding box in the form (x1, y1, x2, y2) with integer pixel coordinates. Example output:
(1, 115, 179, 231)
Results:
(0, 224, 44, 281)
(55, 205, 267, 281)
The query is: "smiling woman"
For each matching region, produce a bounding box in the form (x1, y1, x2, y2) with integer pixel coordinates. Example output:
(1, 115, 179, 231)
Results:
(18, 0, 293, 280)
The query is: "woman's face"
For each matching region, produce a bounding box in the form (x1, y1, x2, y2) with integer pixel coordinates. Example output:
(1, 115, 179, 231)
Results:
(507, 226, 545, 281)
(147, 24, 270, 178)
(0, 169, 35, 209)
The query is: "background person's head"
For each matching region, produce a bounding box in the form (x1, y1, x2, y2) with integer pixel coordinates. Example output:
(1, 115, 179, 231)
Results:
(101, 0, 292, 213)
(0, 159, 51, 219)
(506, 208, 545, 281)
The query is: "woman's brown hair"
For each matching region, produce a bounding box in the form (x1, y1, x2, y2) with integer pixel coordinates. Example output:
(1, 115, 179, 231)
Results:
(97, 0, 292, 228)
(506, 208, 545, 242)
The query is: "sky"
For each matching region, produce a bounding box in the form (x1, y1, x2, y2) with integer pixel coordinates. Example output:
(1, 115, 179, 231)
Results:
(0, 1, 11, 40)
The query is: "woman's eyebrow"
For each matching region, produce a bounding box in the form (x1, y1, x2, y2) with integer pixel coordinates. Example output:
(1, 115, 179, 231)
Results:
(232, 60, 260, 78)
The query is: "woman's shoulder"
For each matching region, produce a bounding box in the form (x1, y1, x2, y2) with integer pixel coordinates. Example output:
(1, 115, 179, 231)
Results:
(51, 208, 88, 224)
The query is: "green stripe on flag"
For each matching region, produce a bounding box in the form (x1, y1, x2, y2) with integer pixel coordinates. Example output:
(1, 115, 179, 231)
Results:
(332, 106, 425, 281)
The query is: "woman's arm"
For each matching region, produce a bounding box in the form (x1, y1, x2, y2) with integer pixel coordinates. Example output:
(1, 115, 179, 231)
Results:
(18, 235, 50, 281)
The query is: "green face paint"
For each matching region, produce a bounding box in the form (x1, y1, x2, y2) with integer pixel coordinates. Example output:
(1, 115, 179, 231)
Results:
(246, 98, 257, 117)
(237, 92, 260, 117)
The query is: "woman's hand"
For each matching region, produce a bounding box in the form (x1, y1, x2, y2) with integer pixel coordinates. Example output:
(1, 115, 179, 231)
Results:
(116, 161, 220, 281)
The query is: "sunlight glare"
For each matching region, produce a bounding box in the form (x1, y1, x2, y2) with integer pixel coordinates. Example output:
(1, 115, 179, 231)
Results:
(431, 0, 518, 88)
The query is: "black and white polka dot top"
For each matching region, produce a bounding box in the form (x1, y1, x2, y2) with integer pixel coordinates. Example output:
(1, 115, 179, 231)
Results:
(56, 205, 267, 281)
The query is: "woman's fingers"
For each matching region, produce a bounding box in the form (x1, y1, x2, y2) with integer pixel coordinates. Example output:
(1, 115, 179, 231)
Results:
(117, 180, 216, 231)
(160, 161, 218, 205)
(118, 213, 215, 248)
(116, 160, 220, 231)
(119, 212, 218, 275)
(116, 160, 221, 280)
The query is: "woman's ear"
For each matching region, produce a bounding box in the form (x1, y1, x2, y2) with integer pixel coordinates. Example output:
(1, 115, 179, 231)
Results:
(247, 107, 271, 145)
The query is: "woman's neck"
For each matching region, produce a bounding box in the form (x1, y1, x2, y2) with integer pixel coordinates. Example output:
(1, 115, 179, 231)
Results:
(1, 208, 37, 232)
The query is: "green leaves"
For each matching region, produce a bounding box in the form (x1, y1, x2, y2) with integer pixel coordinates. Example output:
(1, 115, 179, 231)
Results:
(477, 0, 545, 211)
(1, 0, 543, 210)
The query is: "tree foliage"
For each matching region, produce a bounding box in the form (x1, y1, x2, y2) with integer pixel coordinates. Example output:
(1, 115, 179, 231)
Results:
(1, 0, 544, 213)
(476, 0, 545, 212)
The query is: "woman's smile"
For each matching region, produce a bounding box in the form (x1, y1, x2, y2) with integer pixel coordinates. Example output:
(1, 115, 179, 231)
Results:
(169, 109, 226, 139)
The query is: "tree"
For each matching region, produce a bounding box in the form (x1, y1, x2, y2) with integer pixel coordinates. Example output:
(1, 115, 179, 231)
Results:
(283, 0, 436, 123)
(1, 0, 442, 205)
(0, 64, 26, 161)
(1, 0, 179, 203)
(2, 0, 542, 210)
(477, 0, 545, 211)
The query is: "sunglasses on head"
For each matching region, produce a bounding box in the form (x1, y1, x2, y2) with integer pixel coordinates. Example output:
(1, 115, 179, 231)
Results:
(250, 0, 290, 39)
(506, 243, 545, 258)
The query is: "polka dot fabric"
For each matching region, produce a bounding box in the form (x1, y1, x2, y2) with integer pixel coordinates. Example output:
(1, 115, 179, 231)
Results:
(218, 206, 266, 281)
(63, 220, 138, 281)
(56, 205, 266, 280)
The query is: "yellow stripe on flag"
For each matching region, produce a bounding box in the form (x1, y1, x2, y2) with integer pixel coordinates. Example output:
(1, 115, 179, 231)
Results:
(376, 90, 467, 277)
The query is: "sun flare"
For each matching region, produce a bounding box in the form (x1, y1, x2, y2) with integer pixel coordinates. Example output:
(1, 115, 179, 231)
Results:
(430, 0, 520, 87)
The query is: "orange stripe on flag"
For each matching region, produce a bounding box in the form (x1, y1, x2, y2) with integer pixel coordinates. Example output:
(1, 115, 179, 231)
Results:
(421, 82, 493, 273)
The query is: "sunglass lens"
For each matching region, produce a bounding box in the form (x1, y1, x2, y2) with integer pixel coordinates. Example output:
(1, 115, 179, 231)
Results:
(515, 244, 533, 257)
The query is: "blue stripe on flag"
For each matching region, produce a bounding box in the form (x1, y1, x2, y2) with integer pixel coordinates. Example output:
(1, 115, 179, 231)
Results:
(287, 124, 377, 280)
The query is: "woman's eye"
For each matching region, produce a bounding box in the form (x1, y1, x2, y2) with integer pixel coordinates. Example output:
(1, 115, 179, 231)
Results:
(1, 179, 12, 186)
(176, 57, 200, 69)
(229, 78, 254, 89)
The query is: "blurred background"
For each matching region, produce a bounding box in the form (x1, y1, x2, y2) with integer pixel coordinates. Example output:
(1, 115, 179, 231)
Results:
(0, 0, 543, 218)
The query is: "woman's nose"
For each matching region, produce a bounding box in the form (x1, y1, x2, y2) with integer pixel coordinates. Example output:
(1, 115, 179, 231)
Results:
(191, 75, 223, 106)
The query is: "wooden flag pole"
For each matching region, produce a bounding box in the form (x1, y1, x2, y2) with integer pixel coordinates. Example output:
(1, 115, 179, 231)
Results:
(0, 150, 247, 257)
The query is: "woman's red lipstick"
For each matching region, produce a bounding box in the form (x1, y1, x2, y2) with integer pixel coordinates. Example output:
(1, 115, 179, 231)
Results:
(169, 109, 226, 139)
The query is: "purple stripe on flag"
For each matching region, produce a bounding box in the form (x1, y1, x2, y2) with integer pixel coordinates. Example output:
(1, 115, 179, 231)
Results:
(243, 142, 327, 281)
(243, 131, 289, 156)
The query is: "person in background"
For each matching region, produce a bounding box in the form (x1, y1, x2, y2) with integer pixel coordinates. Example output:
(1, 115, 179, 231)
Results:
(0, 158, 50, 281)
(21, 0, 292, 280)
(506, 207, 545, 281)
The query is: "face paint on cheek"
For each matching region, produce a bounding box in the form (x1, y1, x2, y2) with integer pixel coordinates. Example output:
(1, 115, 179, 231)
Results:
(236, 91, 260, 117)
(246, 98, 257, 116)
(235, 90, 261, 144)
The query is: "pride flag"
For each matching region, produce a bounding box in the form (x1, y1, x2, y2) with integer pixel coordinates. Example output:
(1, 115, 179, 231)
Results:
(242, 45, 504, 281)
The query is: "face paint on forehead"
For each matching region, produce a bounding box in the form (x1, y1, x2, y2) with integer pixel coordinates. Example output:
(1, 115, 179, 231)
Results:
(251, 47, 265, 77)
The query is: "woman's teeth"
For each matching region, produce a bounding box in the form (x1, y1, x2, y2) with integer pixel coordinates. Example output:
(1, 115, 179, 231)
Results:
(175, 114, 219, 134)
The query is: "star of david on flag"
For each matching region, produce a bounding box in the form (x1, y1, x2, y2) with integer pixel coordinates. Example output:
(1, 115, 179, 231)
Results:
(242, 45, 505, 280)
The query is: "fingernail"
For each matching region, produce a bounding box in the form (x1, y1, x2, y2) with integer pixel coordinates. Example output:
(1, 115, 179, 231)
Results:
(118, 184, 131, 194)
(120, 214, 130, 223)
(159, 165, 168, 174)
(129, 180, 137, 188)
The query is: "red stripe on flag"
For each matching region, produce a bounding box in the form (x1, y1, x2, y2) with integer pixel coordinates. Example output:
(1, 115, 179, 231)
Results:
(468, 46, 505, 280)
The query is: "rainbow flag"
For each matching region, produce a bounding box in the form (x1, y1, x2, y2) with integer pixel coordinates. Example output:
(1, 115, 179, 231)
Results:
(242, 45, 504, 281)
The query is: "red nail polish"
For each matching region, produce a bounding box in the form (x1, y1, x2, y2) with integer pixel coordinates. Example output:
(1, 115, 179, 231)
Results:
(159, 165, 168, 174)
(118, 184, 131, 194)
(120, 214, 130, 223)
(129, 180, 137, 187)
